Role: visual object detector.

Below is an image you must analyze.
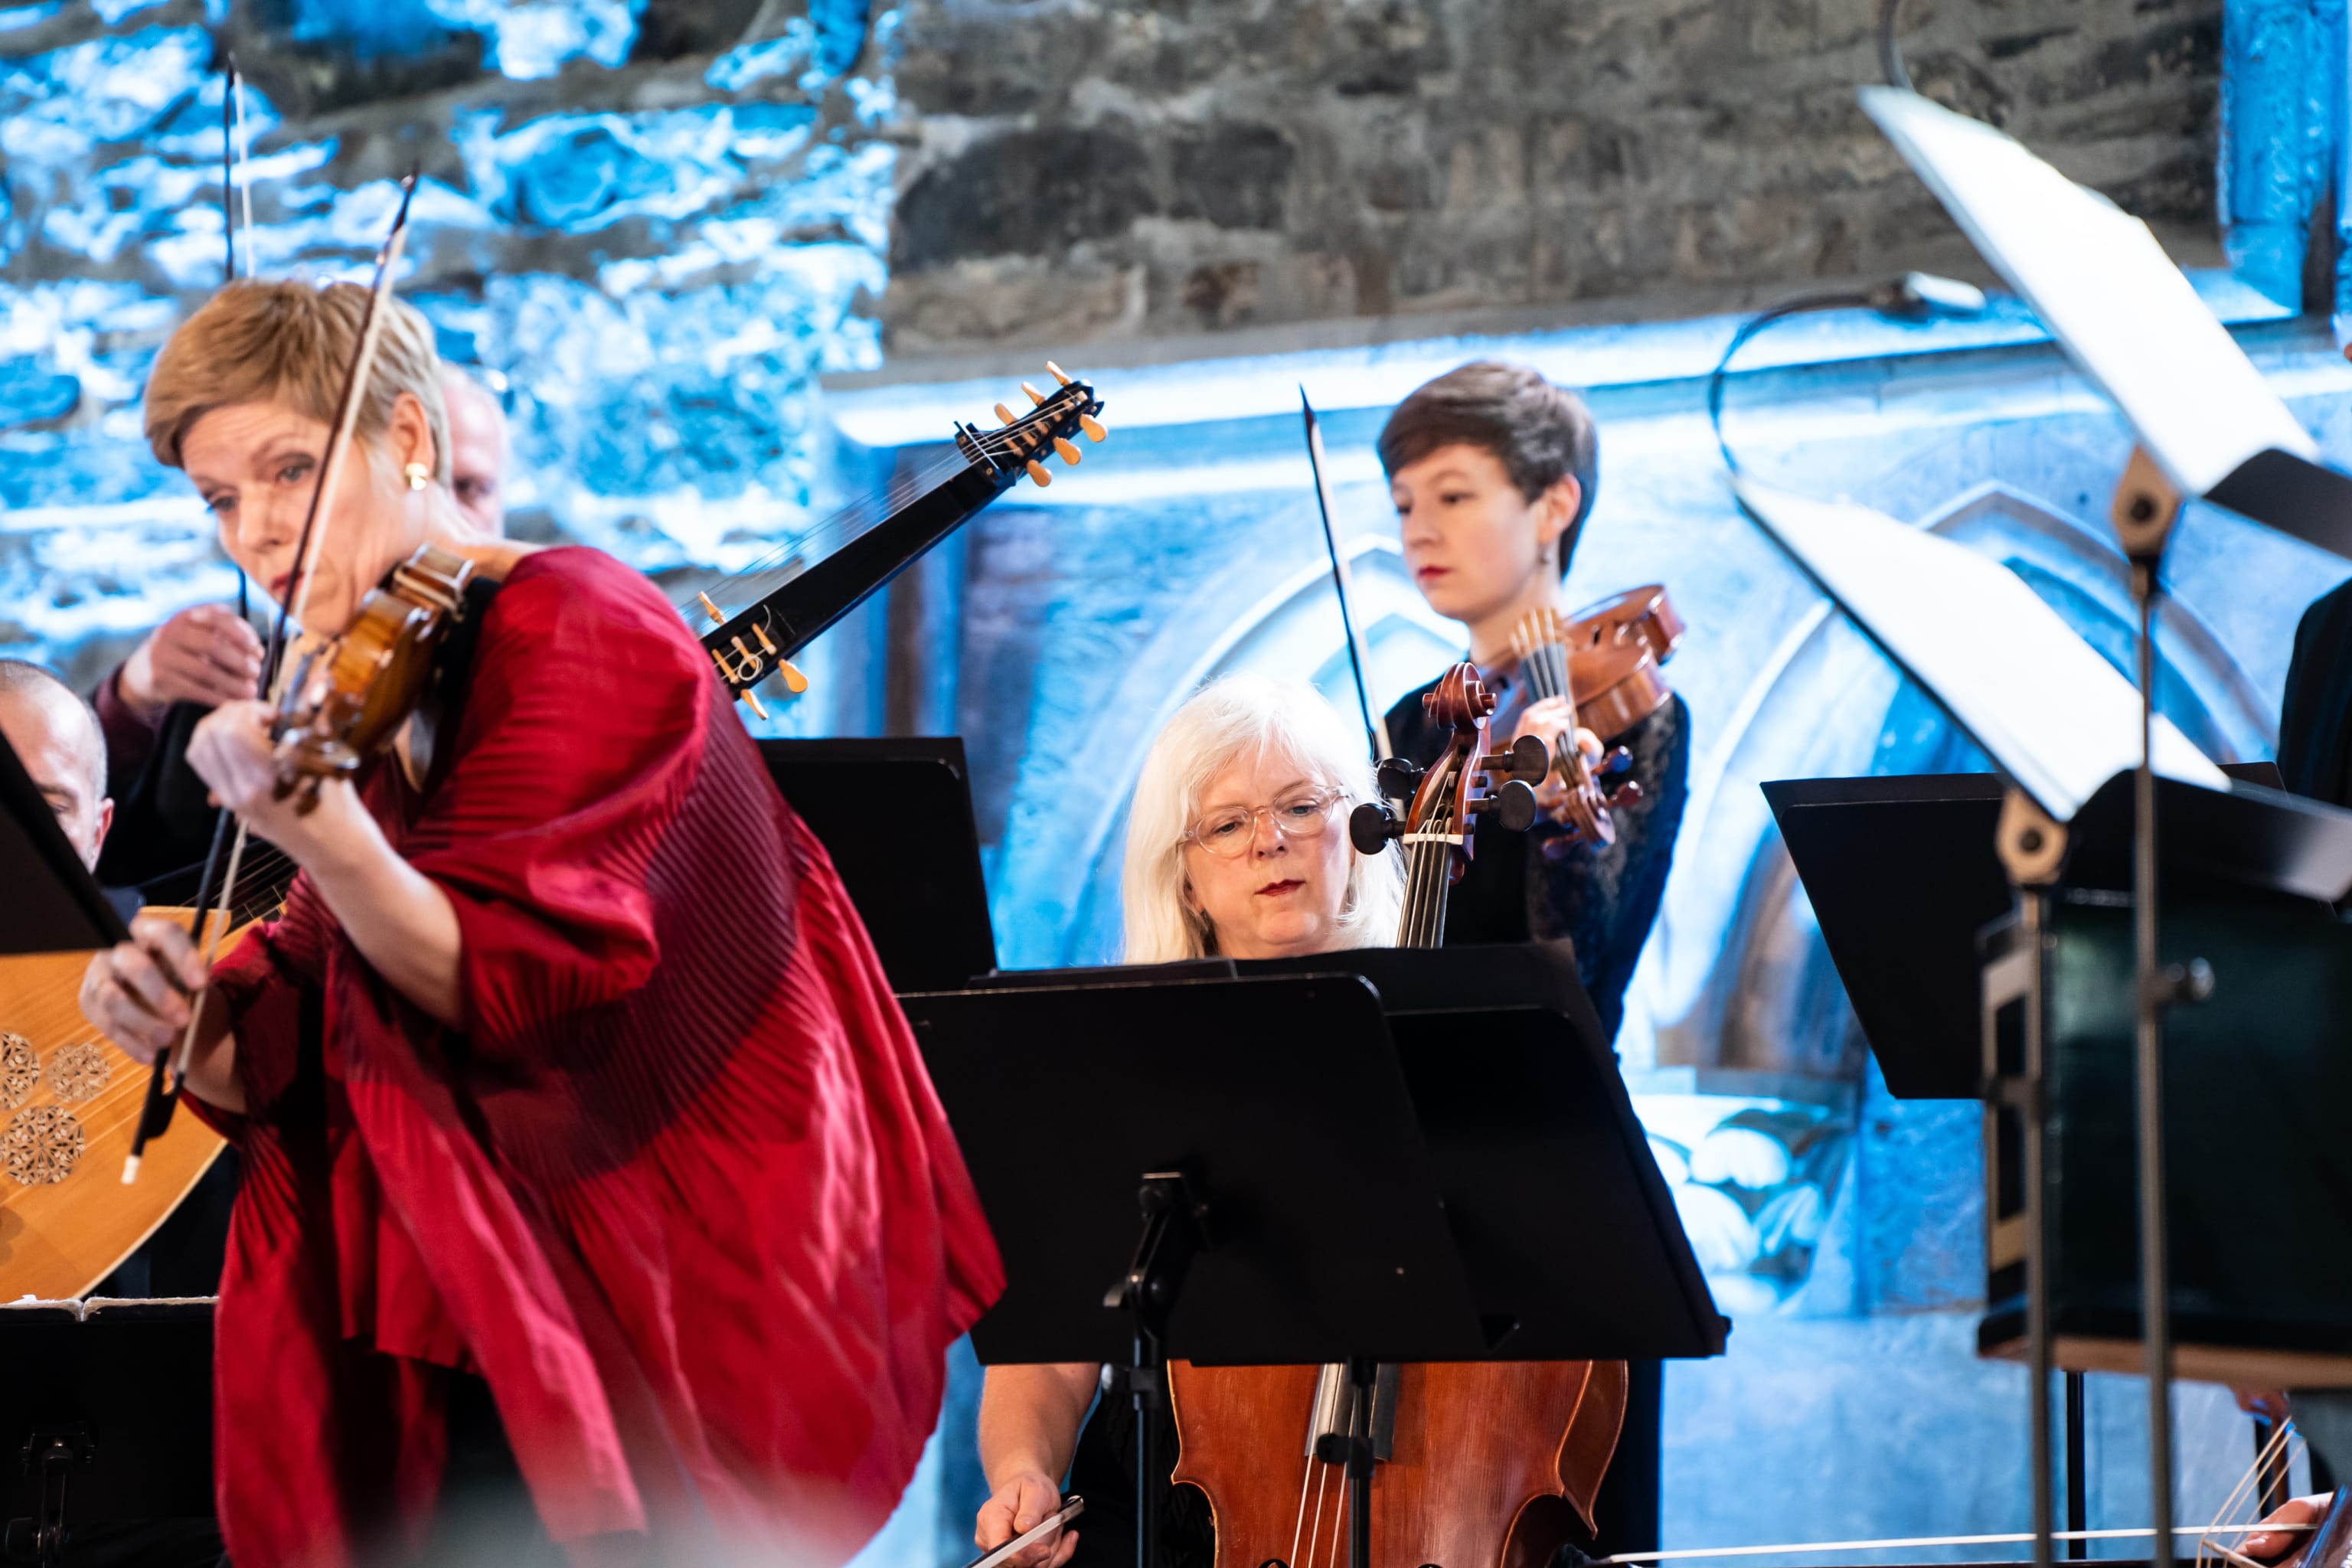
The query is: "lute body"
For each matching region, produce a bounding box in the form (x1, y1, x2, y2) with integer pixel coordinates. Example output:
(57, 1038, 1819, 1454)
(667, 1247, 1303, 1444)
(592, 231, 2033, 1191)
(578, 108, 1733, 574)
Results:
(0, 913, 238, 1301)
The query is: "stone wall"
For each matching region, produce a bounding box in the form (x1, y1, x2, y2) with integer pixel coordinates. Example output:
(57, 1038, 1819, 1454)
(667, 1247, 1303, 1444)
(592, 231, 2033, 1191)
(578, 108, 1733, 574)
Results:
(0, 0, 897, 724)
(884, 0, 2224, 354)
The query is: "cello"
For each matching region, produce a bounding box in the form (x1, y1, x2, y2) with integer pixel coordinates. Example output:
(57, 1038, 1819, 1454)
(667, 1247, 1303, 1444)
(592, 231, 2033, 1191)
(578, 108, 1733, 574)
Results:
(1162, 665, 1629, 1568)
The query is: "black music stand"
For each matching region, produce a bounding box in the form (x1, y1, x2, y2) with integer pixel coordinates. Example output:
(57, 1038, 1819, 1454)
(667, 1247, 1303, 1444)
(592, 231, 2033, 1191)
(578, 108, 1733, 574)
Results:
(1764, 762, 2310, 1102)
(905, 964, 1723, 1568)
(759, 737, 996, 993)
(0, 1298, 216, 1562)
(0, 730, 129, 957)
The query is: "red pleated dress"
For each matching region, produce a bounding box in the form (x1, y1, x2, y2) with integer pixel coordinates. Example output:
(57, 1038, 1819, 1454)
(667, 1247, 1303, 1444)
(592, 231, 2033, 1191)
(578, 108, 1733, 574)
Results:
(188, 547, 1004, 1566)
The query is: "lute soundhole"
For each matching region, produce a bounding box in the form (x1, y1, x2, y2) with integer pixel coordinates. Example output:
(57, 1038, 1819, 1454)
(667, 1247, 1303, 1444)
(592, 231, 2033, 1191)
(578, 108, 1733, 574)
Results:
(1, 1034, 34, 1109)
(5, 1102, 84, 1186)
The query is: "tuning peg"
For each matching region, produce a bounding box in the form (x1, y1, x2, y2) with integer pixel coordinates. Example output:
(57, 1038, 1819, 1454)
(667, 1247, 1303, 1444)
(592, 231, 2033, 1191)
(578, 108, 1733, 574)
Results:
(697, 591, 725, 626)
(776, 656, 809, 694)
(1469, 779, 1540, 832)
(1349, 800, 1401, 854)
(1021, 381, 1046, 407)
(739, 688, 769, 720)
(995, 402, 1016, 424)
(1046, 361, 1072, 386)
(1053, 436, 1081, 465)
(1078, 413, 1108, 443)
(1376, 756, 1424, 799)
(1026, 459, 1052, 487)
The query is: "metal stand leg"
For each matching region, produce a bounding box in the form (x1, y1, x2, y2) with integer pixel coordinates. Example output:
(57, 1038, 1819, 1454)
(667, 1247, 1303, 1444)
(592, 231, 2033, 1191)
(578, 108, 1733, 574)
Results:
(1994, 792, 2068, 1568)
(1106, 1173, 1210, 1568)
(1346, 1357, 1376, 1568)
(2066, 1371, 2089, 1559)
(2109, 449, 2210, 1568)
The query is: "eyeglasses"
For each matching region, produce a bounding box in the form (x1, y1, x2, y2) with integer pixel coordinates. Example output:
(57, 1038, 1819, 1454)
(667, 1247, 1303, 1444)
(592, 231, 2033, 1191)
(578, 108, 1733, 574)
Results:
(1181, 789, 1344, 858)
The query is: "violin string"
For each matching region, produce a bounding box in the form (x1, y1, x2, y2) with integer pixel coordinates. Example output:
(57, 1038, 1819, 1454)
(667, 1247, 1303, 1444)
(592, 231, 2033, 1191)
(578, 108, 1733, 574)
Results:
(1602, 1524, 2319, 1565)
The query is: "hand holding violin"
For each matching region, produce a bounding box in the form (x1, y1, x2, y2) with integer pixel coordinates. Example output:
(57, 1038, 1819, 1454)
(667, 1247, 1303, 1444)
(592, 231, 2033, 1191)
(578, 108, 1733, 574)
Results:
(1513, 696, 1634, 846)
(185, 698, 374, 867)
(175, 696, 469, 1030)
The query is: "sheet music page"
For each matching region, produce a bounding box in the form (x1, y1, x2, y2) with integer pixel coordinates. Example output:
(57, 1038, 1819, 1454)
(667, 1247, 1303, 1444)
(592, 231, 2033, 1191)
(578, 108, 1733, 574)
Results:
(1860, 87, 2314, 498)
(1735, 476, 2226, 822)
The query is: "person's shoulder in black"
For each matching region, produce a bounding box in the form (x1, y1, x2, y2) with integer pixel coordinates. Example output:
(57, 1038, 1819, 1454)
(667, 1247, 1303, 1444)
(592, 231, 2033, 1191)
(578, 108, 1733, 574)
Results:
(2278, 576, 2352, 810)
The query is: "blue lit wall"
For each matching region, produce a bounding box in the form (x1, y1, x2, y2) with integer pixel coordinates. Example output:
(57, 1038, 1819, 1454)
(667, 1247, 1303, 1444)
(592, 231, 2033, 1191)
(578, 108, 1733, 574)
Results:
(4, 2, 2346, 1563)
(0, 0, 897, 734)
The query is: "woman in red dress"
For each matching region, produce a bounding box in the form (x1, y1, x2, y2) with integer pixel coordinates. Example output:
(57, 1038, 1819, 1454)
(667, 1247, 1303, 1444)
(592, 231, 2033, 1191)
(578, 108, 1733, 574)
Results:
(78, 279, 1004, 1567)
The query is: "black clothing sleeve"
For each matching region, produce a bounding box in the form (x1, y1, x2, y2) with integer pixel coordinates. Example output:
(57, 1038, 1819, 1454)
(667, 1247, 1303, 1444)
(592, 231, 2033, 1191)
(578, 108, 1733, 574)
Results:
(2278, 578, 2352, 810)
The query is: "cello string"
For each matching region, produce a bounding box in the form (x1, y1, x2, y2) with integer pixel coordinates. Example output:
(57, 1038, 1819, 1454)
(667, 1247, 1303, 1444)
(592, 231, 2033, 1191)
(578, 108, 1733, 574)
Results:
(1602, 1524, 2317, 1565)
(1302, 1457, 1331, 1568)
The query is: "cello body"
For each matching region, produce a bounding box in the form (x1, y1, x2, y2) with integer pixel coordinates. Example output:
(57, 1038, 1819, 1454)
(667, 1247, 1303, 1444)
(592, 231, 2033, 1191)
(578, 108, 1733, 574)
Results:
(1169, 1359, 1628, 1568)
(0, 915, 236, 1301)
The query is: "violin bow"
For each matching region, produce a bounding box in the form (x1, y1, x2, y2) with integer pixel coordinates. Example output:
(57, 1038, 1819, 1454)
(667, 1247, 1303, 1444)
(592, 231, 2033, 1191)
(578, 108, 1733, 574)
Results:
(124, 173, 420, 1182)
(225, 60, 253, 617)
(1300, 388, 1392, 763)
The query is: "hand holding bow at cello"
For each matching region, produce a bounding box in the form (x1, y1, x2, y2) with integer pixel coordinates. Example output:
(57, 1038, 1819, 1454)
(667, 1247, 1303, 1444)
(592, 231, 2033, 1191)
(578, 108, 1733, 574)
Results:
(976, 1362, 1096, 1568)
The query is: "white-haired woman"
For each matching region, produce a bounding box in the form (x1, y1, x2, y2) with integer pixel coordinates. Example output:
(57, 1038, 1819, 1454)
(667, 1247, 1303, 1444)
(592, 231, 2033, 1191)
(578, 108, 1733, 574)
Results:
(972, 671, 1404, 1568)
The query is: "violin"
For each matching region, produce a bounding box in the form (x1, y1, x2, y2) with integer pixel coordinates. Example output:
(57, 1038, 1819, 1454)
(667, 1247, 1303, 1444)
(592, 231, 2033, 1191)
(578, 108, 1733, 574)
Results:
(1166, 666, 1628, 1568)
(1553, 584, 1683, 746)
(269, 544, 481, 811)
(1509, 607, 1635, 848)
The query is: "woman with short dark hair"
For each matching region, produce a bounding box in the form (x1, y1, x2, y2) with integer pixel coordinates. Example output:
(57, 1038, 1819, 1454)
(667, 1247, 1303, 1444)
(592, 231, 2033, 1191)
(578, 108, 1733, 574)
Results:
(1380, 358, 1687, 1047)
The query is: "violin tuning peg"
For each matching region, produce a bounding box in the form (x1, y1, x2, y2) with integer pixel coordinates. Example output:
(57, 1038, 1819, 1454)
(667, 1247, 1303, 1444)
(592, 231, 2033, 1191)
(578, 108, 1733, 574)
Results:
(1046, 361, 1073, 385)
(697, 591, 725, 626)
(1078, 413, 1108, 443)
(1025, 459, 1053, 487)
(1021, 381, 1046, 407)
(995, 402, 1016, 425)
(739, 688, 769, 721)
(1053, 436, 1081, 465)
(776, 657, 810, 695)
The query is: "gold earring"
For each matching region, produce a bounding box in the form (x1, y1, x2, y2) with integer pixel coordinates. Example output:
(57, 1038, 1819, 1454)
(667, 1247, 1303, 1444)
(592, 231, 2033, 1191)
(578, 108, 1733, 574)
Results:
(403, 462, 430, 491)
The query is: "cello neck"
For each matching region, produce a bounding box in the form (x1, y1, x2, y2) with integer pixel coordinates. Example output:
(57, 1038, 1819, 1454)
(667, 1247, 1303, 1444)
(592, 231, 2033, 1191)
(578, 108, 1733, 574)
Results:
(1395, 770, 1460, 950)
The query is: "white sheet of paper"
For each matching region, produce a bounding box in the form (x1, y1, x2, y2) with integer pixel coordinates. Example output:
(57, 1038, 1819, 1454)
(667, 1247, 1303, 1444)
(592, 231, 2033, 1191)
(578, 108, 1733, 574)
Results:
(1735, 475, 2226, 821)
(1860, 87, 2316, 498)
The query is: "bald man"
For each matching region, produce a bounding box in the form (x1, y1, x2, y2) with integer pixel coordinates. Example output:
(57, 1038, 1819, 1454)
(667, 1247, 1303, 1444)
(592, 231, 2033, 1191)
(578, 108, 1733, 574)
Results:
(442, 366, 509, 537)
(0, 658, 113, 871)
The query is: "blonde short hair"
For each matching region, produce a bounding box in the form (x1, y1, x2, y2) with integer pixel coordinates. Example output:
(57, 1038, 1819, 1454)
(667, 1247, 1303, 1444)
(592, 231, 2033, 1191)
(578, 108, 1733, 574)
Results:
(1121, 674, 1403, 963)
(143, 279, 450, 484)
